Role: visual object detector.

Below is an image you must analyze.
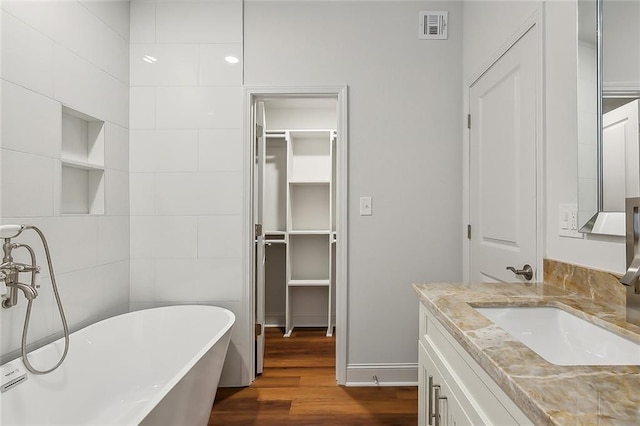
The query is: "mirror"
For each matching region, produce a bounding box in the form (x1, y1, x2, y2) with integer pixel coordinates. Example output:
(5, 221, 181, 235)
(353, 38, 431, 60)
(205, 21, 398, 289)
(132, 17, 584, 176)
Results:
(577, 0, 640, 236)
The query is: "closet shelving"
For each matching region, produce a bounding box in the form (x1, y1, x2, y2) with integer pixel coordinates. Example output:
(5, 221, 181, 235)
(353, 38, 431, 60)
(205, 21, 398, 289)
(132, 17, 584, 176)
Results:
(264, 129, 336, 338)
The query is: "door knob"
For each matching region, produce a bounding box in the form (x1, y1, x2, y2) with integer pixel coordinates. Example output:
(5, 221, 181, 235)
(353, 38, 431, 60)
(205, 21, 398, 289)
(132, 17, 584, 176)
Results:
(506, 264, 534, 281)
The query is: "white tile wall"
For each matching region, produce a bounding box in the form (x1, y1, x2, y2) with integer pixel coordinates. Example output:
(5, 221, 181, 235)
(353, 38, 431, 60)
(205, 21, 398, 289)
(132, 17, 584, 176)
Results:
(155, 86, 242, 129)
(98, 216, 130, 264)
(90, 17, 130, 84)
(198, 129, 243, 172)
(130, 44, 199, 87)
(47, 216, 99, 274)
(0, 11, 55, 96)
(154, 172, 242, 215)
(130, 215, 198, 259)
(129, 87, 156, 129)
(56, 260, 129, 332)
(155, 258, 242, 301)
(105, 123, 130, 172)
(1, 80, 61, 158)
(197, 215, 242, 258)
(155, 1, 242, 43)
(53, 45, 129, 127)
(130, 0, 156, 43)
(3, 1, 129, 85)
(199, 43, 242, 86)
(0, 1, 129, 361)
(129, 0, 245, 386)
(105, 169, 130, 215)
(95, 261, 130, 316)
(1, 150, 55, 217)
(129, 259, 156, 302)
(130, 129, 198, 172)
(80, 0, 131, 42)
(129, 173, 155, 215)
(0, 281, 55, 359)
(2, 1, 91, 63)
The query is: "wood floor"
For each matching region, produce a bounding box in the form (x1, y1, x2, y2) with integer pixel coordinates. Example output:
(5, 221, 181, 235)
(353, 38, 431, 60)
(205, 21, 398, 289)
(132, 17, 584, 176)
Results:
(209, 327, 418, 425)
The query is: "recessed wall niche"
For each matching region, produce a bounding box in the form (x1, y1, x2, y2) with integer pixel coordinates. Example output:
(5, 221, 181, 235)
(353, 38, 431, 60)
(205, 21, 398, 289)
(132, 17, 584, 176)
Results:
(60, 106, 105, 215)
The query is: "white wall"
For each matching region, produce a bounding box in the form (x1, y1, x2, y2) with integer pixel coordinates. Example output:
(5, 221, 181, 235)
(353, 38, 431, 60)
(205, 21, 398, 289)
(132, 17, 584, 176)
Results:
(463, 0, 626, 276)
(0, 0, 130, 362)
(127, 0, 246, 386)
(245, 1, 463, 382)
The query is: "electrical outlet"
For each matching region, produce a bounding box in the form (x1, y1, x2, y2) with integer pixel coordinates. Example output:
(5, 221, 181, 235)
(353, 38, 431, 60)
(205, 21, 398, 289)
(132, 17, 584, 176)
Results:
(558, 204, 583, 239)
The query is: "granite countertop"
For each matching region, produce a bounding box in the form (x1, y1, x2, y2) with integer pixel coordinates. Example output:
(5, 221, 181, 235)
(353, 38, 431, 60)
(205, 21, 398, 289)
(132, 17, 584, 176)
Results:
(413, 282, 640, 425)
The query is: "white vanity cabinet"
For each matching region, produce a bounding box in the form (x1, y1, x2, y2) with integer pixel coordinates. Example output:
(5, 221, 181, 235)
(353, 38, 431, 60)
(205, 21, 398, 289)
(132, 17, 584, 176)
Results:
(418, 303, 533, 426)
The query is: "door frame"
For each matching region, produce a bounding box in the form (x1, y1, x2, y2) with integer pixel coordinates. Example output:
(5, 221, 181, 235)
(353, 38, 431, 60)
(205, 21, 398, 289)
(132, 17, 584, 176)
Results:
(242, 86, 349, 384)
(462, 9, 545, 281)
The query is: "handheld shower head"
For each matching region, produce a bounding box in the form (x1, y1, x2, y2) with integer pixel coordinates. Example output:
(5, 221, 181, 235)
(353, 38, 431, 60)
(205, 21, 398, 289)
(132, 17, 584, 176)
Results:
(0, 225, 24, 239)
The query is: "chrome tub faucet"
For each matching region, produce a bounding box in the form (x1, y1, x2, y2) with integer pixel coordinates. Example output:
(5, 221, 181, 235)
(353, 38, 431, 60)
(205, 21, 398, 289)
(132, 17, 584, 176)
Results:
(1, 225, 40, 308)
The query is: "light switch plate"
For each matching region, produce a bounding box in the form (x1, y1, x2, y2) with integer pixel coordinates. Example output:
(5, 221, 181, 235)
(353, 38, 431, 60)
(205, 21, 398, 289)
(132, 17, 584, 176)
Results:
(360, 196, 372, 216)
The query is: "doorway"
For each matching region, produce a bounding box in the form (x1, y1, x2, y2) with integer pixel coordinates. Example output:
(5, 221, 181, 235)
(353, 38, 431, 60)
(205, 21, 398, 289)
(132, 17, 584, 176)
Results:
(245, 86, 348, 384)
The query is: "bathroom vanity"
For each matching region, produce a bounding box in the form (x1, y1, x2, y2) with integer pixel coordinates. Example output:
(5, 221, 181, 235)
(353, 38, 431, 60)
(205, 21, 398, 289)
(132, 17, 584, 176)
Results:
(414, 282, 640, 425)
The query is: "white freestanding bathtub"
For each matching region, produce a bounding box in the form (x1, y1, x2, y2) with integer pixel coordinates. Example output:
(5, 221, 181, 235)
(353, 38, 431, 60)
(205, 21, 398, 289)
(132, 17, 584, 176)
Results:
(0, 305, 234, 425)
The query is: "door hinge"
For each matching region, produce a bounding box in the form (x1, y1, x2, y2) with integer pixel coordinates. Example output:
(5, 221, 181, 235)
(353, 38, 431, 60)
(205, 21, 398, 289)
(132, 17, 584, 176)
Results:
(255, 223, 263, 238)
(255, 323, 262, 338)
(467, 224, 471, 239)
(467, 114, 471, 129)
(255, 123, 263, 134)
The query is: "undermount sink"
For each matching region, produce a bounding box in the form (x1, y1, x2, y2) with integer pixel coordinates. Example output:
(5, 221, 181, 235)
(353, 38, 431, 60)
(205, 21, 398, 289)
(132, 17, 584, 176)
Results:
(474, 306, 640, 366)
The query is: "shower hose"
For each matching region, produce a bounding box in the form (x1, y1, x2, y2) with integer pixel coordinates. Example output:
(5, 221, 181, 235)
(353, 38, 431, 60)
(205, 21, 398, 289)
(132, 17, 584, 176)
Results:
(19, 225, 70, 375)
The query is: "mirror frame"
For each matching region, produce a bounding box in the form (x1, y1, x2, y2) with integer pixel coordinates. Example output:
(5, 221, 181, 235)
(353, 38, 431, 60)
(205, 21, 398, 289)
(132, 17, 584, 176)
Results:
(579, 0, 639, 236)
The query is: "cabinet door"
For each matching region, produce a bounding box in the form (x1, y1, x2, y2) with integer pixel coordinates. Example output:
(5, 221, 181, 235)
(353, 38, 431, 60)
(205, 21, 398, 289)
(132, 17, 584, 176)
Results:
(419, 341, 474, 426)
(420, 304, 533, 425)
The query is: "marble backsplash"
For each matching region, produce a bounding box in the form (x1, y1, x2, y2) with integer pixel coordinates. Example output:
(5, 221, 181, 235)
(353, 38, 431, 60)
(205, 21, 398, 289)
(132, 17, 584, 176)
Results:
(543, 258, 625, 311)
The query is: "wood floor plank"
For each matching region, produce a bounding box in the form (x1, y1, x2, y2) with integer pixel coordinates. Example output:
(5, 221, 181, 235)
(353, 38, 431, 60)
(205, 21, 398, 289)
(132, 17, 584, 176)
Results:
(290, 398, 418, 415)
(256, 386, 351, 401)
(209, 327, 418, 425)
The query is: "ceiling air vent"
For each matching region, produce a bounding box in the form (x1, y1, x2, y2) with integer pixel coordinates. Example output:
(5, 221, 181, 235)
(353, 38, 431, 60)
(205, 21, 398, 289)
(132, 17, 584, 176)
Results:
(419, 11, 448, 40)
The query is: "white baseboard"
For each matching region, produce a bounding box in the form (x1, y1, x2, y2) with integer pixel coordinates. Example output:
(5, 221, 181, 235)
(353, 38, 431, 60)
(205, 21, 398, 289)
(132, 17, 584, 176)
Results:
(345, 363, 418, 387)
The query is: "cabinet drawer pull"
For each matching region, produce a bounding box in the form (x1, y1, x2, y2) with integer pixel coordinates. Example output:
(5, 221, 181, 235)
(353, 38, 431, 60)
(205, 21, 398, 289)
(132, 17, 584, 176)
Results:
(434, 385, 447, 426)
(430, 381, 441, 425)
(428, 375, 434, 425)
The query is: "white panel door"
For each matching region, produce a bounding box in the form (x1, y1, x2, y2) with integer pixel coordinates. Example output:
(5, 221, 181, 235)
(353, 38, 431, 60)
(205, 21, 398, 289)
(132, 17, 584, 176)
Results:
(602, 99, 640, 211)
(254, 101, 266, 374)
(469, 26, 539, 283)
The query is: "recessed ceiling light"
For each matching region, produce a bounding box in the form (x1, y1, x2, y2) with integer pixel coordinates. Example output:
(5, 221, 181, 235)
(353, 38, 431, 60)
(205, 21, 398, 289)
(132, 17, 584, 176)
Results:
(143, 55, 158, 64)
(225, 56, 240, 64)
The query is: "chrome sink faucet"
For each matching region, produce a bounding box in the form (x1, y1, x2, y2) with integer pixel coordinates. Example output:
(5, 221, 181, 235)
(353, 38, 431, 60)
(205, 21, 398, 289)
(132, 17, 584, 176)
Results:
(620, 258, 640, 293)
(621, 197, 640, 326)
